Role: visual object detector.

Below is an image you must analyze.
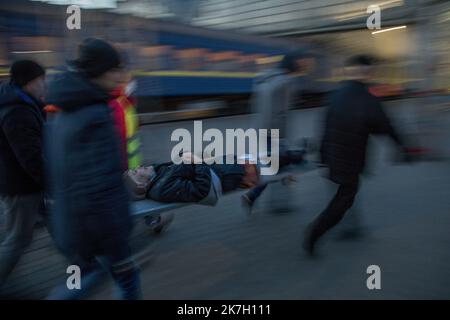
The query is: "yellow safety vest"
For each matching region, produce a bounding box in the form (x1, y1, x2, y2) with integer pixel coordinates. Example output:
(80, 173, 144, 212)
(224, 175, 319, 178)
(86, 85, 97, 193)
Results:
(119, 96, 142, 169)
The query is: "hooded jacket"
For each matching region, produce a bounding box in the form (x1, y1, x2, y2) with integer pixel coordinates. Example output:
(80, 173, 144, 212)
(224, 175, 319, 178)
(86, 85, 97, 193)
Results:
(0, 80, 44, 195)
(45, 72, 132, 259)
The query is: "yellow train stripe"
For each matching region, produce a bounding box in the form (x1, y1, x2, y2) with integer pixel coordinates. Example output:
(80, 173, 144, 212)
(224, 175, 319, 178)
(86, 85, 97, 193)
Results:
(132, 70, 257, 78)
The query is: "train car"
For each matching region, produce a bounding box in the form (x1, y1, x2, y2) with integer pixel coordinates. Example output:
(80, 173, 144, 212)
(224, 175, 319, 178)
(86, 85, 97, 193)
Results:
(0, 0, 301, 122)
(131, 23, 293, 119)
(1, 0, 425, 125)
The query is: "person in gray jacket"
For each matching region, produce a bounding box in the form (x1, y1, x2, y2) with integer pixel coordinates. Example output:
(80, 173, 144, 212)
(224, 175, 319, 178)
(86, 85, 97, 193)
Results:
(242, 51, 310, 212)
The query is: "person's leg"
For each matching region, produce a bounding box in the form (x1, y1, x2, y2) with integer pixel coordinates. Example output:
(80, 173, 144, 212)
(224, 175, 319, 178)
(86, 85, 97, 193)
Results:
(108, 258, 141, 300)
(303, 182, 359, 254)
(100, 242, 142, 300)
(45, 257, 107, 300)
(0, 193, 42, 288)
(335, 188, 364, 240)
(320, 170, 364, 238)
(241, 183, 268, 215)
(47, 239, 139, 300)
(268, 180, 297, 214)
(245, 183, 268, 203)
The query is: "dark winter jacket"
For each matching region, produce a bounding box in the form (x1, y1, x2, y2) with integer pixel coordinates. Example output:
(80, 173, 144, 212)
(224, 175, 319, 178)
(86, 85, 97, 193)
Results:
(320, 80, 402, 184)
(148, 157, 245, 203)
(148, 163, 212, 203)
(45, 72, 132, 259)
(0, 81, 45, 195)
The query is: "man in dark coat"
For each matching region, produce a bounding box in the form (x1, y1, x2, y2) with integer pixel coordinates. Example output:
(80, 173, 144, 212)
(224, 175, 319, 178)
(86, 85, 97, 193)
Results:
(0, 60, 46, 289)
(45, 38, 140, 299)
(303, 55, 406, 255)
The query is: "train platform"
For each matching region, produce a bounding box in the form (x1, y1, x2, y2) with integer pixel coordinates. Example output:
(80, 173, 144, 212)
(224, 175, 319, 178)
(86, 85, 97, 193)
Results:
(1, 155, 449, 299)
(1, 99, 449, 299)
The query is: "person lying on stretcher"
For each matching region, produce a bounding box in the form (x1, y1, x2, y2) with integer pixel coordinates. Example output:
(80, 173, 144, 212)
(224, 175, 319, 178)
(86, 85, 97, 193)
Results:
(125, 153, 257, 205)
(124, 150, 305, 208)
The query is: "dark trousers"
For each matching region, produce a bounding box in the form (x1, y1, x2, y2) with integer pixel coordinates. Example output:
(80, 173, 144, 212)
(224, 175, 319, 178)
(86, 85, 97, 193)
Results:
(0, 192, 43, 288)
(308, 178, 359, 244)
(46, 245, 141, 300)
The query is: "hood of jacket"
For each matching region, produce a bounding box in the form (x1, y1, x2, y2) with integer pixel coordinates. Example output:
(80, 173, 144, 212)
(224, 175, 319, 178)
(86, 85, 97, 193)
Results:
(46, 71, 110, 112)
(0, 80, 43, 107)
(0, 81, 23, 110)
(0, 80, 44, 117)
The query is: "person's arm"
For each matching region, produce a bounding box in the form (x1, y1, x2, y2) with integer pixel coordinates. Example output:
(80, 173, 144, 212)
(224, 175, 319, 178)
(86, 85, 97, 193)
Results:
(368, 99, 419, 162)
(162, 164, 212, 202)
(369, 99, 403, 146)
(2, 108, 43, 187)
(78, 111, 124, 189)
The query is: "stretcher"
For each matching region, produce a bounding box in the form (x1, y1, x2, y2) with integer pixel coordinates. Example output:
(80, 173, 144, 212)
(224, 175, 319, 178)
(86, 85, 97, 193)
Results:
(131, 160, 318, 226)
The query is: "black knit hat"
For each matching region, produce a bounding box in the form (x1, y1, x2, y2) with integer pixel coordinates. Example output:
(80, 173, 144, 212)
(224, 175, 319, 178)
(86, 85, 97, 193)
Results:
(69, 38, 122, 78)
(10, 60, 45, 88)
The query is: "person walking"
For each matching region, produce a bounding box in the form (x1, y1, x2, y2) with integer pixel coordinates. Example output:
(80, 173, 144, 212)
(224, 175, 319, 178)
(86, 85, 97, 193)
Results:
(45, 38, 141, 299)
(0, 60, 46, 289)
(242, 50, 310, 212)
(303, 55, 409, 256)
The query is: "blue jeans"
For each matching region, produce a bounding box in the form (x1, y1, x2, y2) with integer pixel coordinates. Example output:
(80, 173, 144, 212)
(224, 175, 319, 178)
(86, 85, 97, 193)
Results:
(0, 192, 43, 289)
(47, 248, 141, 300)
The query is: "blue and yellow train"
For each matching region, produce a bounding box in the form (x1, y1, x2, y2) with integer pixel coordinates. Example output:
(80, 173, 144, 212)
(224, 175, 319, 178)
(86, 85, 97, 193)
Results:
(0, 0, 408, 124)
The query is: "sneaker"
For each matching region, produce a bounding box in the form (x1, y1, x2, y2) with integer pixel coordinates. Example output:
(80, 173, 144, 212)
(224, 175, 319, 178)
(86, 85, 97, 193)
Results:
(146, 213, 174, 234)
